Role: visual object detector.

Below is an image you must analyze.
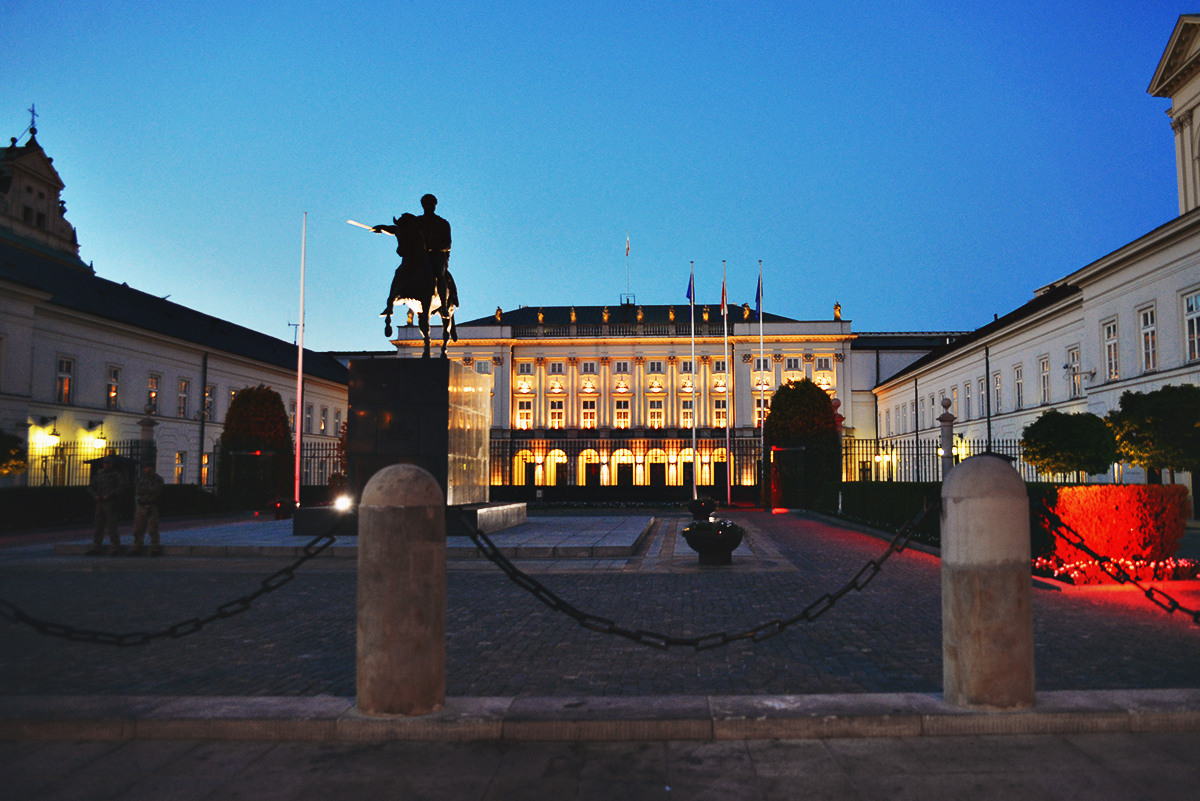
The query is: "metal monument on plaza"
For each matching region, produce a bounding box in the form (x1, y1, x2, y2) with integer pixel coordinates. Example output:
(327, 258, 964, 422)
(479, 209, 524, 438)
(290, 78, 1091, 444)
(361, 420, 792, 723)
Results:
(349, 194, 458, 358)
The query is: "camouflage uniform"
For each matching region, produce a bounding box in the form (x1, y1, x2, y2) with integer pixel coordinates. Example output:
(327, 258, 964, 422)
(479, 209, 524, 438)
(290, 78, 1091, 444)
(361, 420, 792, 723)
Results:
(132, 468, 165, 554)
(88, 463, 126, 549)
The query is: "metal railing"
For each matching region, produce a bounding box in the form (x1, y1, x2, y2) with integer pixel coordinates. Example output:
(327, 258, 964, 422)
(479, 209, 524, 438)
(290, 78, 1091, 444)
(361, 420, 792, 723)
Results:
(842, 437, 1074, 483)
(26, 439, 151, 487)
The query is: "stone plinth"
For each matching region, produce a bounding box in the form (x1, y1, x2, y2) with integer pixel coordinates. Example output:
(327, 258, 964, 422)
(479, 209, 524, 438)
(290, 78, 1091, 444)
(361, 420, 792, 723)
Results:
(347, 359, 490, 507)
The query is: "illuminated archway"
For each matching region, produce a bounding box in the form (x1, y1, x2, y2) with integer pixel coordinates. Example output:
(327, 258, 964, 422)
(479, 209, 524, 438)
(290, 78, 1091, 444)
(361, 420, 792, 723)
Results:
(611, 448, 635, 487)
(513, 449, 534, 486)
(546, 449, 567, 487)
(578, 448, 600, 487)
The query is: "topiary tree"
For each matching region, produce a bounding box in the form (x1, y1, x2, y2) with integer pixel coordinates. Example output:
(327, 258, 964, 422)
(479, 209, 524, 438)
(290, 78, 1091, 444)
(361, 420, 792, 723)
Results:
(1106, 384, 1200, 483)
(762, 379, 841, 511)
(217, 385, 293, 509)
(1021, 409, 1116, 479)
(0, 429, 28, 477)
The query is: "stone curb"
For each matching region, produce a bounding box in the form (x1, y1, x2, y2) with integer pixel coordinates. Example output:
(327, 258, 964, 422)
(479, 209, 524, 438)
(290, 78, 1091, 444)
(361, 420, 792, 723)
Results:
(1, 690, 1196, 742)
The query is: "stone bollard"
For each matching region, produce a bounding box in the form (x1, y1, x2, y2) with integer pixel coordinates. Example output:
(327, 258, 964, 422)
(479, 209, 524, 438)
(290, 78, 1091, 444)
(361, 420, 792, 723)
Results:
(941, 455, 1035, 709)
(356, 464, 446, 716)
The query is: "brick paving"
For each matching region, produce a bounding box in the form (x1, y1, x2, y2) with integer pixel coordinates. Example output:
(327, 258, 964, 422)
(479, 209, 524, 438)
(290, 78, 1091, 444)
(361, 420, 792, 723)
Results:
(0, 511, 1197, 697)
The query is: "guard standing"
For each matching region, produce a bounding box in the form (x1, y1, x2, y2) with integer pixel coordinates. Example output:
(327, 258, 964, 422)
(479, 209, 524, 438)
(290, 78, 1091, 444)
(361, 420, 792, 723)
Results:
(87, 456, 126, 556)
(131, 462, 165, 557)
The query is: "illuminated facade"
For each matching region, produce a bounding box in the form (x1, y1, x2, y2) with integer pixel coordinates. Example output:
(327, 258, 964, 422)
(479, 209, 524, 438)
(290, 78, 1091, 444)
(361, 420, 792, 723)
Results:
(393, 303, 949, 489)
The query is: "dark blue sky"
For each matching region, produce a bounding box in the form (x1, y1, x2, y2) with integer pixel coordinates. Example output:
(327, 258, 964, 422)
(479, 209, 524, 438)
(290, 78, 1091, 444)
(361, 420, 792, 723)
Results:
(3, 1, 1186, 349)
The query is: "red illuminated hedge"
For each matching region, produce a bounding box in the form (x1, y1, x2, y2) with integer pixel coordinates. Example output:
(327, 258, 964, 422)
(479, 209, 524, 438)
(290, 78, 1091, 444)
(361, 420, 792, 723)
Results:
(1048, 485, 1191, 567)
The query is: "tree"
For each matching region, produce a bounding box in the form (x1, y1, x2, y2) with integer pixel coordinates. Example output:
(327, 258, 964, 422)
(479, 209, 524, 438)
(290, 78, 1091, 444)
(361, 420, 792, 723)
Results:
(762, 379, 841, 511)
(1021, 409, 1116, 478)
(0, 429, 27, 477)
(1106, 384, 1200, 483)
(217, 385, 294, 508)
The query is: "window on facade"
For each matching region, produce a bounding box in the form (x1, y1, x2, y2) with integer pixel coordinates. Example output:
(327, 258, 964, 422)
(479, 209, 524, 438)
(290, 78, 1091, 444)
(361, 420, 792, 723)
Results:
(614, 399, 631, 428)
(334, 409, 342, 436)
(1186, 291, 1200, 362)
(305, 404, 313, 434)
(992, 373, 1002, 413)
(648, 398, 664, 428)
(680, 399, 694, 428)
(680, 360, 692, 374)
(1103, 320, 1119, 381)
(1038, 357, 1050, 405)
(1140, 307, 1157, 372)
(201, 453, 210, 487)
(517, 362, 533, 375)
(951, 387, 958, 418)
(614, 361, 629, 374)
(712, 359, 726, 374)
(754, 357, 770, 371)
(475, 360, 492, 375)
(516, 399, 533, 429)
(785, 357, 800, 371)
(320, 407, 328, 434)
(648, 360, 663, 373)
(549, 362, 564, 375)
(581, 399, 597, 428)
(815, 357, 832, 372)
(204, 385, 215, 421)
(549, 399, 565, 428)
(964, 382, 971, 420)
(894, 406, 901, 433)
(978, 377, 986, 413)
(174, 452, 187, 485)
(1013, 366, 1023, 410)
(56, 358, 74, 404)
(754, 396, 770, 427)
(885, 410, 892, 437)
(106, 367, 120, 410)
(177, 379, 190, 418)
(148, 375, 160, 414)
(713, 398, 727, 427)
(919, 398, 925, 429)
(581, 361, 597, 374)
(289, 401, 296, 429)
(1067, 347, 1081, 397)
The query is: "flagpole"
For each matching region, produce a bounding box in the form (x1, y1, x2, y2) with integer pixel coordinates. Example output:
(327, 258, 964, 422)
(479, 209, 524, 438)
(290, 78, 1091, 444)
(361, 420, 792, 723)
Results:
(758, 260, 765, 501)
(293, 212, 306, 509)
(689, 261, 697, 500)
(722, 260, 731, 507)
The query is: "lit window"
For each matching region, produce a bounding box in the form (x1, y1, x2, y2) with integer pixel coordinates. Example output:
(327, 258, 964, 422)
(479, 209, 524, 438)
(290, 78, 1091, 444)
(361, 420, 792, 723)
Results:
(517, 400, 533, 429)
(581, 399, 597, 428)
(549, 399, 564, 428)
(204, 384, 215, 421)
(201, 453, 210, 487)
(951, 386, 958, 418)
(174, 451, 187, 484)
(177, 379, 190, 418)
(614, 399, 631, 428)
(56, 358, 74, 404)
(680, 399, 694, 428)
(1103, 320, 1119, 381)
(106, 367, 120, 410)
(1186, 291, 1200, 362)
(755, 396, 770, 427)
(518, 362, 533, 375)
(1140, 307, 1157, 372)
(1067, 347, 1081, 398)
(713, 398, 727, 427)
(289, 401, 296, 429)
(320, 407, 328, 434)
(1013, 366, 1023, 410)
(148, 375, 160, 414)
(1038, 357, 1050, 405)
(648, 398, 664, 428)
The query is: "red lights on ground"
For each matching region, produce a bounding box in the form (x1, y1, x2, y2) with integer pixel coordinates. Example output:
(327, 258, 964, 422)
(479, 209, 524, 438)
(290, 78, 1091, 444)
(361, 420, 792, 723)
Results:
(771, 508, 789, 514)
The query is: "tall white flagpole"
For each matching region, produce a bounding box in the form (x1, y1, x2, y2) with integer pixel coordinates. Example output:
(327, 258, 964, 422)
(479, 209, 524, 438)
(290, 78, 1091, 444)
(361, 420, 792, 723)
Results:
(293, 212, 306, 509)
(722, 260, 731, 507)
(689, 261, 697, 500)
(758, 260, 765, 497)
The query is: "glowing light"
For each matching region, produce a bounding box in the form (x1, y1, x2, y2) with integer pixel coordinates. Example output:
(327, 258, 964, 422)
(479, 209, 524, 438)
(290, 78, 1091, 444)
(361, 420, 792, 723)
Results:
(334, 496, 353, 511)
(771, 508, 789, 514)
(89, 435, 107, 449)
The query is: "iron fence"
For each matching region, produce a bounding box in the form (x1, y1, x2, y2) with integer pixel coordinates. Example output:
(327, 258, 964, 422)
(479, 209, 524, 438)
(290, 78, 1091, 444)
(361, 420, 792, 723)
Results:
(26, 439, 152, 487)
(300, 440, 343, 487)
(842, 437, 1070, 483)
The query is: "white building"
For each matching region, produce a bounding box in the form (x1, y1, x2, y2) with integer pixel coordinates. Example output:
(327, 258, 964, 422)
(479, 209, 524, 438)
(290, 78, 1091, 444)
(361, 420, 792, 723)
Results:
(873, 16, 1200, 509)
(0, 128, 348, 488)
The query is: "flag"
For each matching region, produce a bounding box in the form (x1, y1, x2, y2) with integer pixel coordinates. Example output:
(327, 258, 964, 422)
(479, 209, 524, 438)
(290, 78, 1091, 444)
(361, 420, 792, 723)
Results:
(685, 270, 694, 301)
(625, 235, 630, 257)
(720, 274, 727, 316)
(755, 273, 762, 321)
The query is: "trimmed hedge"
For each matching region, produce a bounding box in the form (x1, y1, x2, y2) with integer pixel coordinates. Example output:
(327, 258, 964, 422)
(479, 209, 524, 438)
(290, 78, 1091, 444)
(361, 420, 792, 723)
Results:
(1048, 484, 1191, 566)
(0, 485, 220, 531)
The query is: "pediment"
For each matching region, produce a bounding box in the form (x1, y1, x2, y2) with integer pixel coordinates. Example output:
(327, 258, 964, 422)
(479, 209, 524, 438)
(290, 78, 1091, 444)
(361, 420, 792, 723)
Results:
(8, 147, 65, 191)
(1149, 15, 1200, 98)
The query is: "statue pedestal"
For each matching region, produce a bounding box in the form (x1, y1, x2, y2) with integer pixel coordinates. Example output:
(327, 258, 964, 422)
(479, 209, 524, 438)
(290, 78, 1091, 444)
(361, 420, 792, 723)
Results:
(347, 359, 491, 506)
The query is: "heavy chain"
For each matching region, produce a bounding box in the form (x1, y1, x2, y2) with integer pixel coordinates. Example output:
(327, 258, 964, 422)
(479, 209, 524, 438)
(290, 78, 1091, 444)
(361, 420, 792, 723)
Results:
(0, 528, 338, 646)
(463, 498, 939, 651)
(1039, 504, 1200, 626)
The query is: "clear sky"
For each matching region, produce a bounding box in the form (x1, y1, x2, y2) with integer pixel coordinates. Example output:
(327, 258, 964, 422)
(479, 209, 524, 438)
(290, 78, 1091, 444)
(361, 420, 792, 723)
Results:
(2, 1, 1186, 351)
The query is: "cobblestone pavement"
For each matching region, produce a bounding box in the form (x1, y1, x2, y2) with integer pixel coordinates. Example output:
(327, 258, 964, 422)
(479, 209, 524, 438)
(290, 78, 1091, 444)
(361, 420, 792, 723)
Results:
(4, 732, 1198, 800)
(0, 512, 1197, 697)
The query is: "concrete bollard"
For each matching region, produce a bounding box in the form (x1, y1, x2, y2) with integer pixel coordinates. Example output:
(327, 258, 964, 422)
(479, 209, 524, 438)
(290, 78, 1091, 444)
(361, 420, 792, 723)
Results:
(941, 455, 1035, 710)
(356, 464, 446, 716)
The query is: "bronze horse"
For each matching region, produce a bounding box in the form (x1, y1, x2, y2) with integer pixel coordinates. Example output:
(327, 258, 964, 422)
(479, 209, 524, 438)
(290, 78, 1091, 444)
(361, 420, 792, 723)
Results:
(373, 213, 458, 357)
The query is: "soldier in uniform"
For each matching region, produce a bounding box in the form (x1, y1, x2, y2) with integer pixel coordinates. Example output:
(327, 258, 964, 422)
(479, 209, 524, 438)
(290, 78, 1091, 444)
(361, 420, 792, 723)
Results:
(131, 462, 165, 557)
(87, 456, 126, 556)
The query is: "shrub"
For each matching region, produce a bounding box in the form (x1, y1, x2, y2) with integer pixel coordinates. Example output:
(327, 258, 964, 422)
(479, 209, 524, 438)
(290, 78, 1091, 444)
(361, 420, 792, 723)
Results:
(1106, 384, 1200, 481)
(763, 379, 841, 512)
(1021, 409, 1115, 477)
(217, 385, 293, 510)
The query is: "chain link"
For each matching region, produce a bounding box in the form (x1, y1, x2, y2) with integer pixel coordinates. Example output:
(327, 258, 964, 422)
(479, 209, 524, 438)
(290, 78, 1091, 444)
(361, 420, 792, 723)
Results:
(1039, 504, 1200, 626)
(0, 527, 338, 646)
(462, 498, 938, 650)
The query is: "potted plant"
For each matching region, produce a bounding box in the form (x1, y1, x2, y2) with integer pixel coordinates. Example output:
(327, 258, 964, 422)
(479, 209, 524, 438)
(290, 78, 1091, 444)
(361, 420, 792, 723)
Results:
(680, 497, 745, 566)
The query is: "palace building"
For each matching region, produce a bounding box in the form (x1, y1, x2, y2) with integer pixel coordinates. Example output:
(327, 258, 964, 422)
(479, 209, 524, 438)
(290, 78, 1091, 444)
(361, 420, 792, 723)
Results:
(390, 302, 953, 496)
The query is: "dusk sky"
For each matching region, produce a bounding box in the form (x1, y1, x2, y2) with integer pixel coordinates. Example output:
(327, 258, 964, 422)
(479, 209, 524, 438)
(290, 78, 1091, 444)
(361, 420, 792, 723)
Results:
(3, 1, 1187, 351)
